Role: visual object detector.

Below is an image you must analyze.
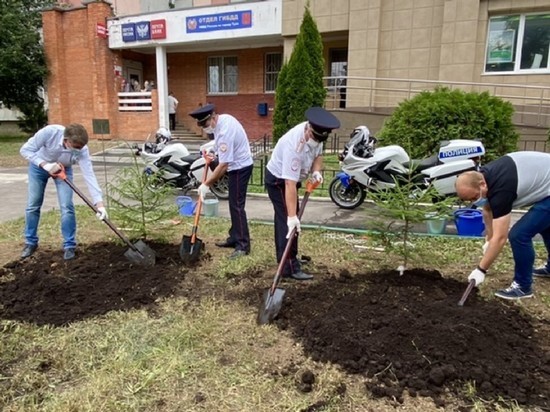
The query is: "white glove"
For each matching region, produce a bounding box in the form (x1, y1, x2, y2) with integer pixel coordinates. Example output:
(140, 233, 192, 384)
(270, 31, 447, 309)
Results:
(43, 162, 61, 174)
(198, 183, 210, 202)
(95, 206, 108, 221)
(311, 171, 323, 184)
(468, 268, 486, 286)
(482, 241, 489, 255)
(286, 216, 301, 239)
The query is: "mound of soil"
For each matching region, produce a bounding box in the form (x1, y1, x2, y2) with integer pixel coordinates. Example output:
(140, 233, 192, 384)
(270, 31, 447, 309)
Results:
(0, 242, 188, 326)
(277, 269, 550, 409)
(2, 245, 549, 409)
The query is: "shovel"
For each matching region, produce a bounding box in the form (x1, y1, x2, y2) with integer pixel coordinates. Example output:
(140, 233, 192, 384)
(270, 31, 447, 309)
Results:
(55, 166, 156, 266)
(458, 279, 476, 306)
(257, 179, 319, 325)
(179, 152, 211, 264)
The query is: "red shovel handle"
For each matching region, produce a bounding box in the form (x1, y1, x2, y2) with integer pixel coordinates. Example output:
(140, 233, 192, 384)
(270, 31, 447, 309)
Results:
(305, 178, 320, 194)
(189, 151, 212, 243)
(269, 179, 319, 294)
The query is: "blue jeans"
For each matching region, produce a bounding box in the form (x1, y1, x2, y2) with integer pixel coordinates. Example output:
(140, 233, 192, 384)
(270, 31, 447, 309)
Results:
(508, 196, 550, 290)
(24, 163, 76, 250)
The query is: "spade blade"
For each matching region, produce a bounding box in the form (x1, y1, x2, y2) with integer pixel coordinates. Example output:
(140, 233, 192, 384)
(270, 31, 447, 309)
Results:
(179, 235, 204, 264)
(124, 240, 156, 266)
(257, 287, 286, 325)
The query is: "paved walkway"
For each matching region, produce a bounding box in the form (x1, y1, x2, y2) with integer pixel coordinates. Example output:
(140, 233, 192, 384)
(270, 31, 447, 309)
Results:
(0, 163, 403, 232)
(0, 144, 527, 237)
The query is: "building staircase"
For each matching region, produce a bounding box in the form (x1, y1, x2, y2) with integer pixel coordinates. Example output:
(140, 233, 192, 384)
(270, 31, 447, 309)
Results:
(170, 124, 207, 150)
(90, 125, 206, 167)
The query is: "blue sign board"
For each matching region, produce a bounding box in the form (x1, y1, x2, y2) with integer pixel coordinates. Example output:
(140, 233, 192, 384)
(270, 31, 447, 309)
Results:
(135, 21, 151, 41)
(186, 10, 252, 33)
(122, 23, 136, 42)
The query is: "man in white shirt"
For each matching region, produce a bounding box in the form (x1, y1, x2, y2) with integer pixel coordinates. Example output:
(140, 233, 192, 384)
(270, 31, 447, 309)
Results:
(189, 104, 254, 259)
(265, 107, 340, 280)
(19, 124, 107, 260)
(168, 92, 179, 131)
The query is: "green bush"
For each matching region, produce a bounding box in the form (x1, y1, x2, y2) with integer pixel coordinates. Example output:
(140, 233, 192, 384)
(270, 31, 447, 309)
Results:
(377, 87, 519, 162)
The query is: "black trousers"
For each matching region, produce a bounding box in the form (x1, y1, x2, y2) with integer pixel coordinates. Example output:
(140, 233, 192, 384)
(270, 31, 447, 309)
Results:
(264, 168, 301, 276)
(169, 113, 176, 130)
(226, 164, 253, 252)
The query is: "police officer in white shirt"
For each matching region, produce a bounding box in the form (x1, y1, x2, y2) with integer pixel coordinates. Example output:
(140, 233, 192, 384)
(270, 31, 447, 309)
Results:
(19, 123, 107, 261)
(265, 107, 340, 280)
(189, 104, 254, 259)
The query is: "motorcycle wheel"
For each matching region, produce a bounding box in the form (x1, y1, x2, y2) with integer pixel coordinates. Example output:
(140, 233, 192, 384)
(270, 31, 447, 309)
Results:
(329, 177, 367, 209)
(211, 174, 229, 200)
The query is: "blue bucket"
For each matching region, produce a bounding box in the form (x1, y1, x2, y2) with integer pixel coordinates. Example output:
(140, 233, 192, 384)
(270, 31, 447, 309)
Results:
(454, 209, 485, 237)
(176, 196, 196, 216)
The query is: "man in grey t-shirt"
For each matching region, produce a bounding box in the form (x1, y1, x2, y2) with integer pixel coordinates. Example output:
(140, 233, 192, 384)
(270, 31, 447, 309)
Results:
(455, 151, 550, 300)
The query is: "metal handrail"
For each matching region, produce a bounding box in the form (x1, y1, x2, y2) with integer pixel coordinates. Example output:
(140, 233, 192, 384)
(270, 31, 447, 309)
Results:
(324, 75, 550, 127)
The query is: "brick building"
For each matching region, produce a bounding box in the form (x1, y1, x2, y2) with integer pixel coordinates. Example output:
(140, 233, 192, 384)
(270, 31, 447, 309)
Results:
(42, 0, 550, 142)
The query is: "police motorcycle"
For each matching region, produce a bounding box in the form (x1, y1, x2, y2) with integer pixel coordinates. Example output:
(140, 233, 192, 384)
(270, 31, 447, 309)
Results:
(135, 128, 229, 199)
(328, 126, 486, 209)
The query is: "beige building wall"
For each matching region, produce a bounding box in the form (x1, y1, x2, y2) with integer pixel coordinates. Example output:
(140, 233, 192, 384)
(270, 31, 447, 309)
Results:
(282, 0, 550, 111)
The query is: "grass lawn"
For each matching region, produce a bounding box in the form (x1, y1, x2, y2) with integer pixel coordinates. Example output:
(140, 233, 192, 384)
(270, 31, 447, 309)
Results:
(0, 148, 549, 411)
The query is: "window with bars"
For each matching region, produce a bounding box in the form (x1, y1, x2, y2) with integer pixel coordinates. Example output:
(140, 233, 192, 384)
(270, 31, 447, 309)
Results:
(264, 52, 282, 93)
(485, 13, 550, 73)
(207, 56, 238, 94)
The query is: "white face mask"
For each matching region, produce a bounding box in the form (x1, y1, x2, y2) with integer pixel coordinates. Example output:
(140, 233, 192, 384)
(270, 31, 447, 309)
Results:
(203, 126, 215, 134)
(306, 138, 320, 150)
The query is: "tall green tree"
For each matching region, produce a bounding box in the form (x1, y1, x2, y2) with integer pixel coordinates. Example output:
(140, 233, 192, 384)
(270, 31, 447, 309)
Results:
(273, 4, 326, 142)
(0, 0, 51, 110)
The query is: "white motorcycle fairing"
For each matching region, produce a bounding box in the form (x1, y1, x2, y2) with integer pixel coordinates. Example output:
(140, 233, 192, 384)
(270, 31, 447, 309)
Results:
(136, 138, 229, 199)
(329, 125, 485, 209)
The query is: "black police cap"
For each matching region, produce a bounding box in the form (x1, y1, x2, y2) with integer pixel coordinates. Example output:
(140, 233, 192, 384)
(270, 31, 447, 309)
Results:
(189, 104, 216, 126)
(306, 107, 341, 142)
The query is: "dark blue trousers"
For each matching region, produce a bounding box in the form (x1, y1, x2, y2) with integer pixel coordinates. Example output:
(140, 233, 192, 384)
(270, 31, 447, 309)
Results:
(226, 164, 253, 252)
(264, 168, 301, 276)
(509, 196, 550, 290)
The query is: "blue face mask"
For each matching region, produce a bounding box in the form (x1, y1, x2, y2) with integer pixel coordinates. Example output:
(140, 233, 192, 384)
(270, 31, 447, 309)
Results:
(473, 197, 488, 208)
(473, 188, 488, 208)
(71, 148, 81, 156)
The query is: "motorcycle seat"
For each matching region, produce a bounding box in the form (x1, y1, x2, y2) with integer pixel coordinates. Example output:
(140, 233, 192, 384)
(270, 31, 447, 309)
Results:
(403, 154, 439, 172)
(181, 153, 201, 164)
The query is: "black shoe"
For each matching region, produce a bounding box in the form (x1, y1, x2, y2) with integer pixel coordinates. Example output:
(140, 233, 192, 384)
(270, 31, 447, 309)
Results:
(283, 271, 314, 281)
(229, 250, 249, 259)
(21, 244, 38, 259)
(533, 266, 550, 278)
(63, 248, 76, 260)
(215, 240, 236, 248)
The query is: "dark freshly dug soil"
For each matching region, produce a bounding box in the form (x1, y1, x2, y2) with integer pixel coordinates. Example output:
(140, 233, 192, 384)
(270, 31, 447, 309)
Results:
(1, 245, 549, 410)
(0, 242, 187, 326)
(276, 269, 550, 409)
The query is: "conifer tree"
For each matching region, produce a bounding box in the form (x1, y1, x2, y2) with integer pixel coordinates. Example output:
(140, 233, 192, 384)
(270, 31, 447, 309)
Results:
(273, 4, 326, 141)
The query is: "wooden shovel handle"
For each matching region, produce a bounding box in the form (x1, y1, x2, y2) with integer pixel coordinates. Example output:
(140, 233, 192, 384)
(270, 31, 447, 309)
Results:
(55, 165, 142, 254)
(458, 279, 476, 306)
(190, 151, 211, 243)
(270, 179, 320, 293)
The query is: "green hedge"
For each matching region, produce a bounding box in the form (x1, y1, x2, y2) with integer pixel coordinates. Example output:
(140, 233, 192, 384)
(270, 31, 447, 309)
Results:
(377, 87, 519, 162)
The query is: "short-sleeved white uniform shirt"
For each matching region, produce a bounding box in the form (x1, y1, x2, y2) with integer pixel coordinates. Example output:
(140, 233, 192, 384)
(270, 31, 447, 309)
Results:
(267, 121, 323, 182)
